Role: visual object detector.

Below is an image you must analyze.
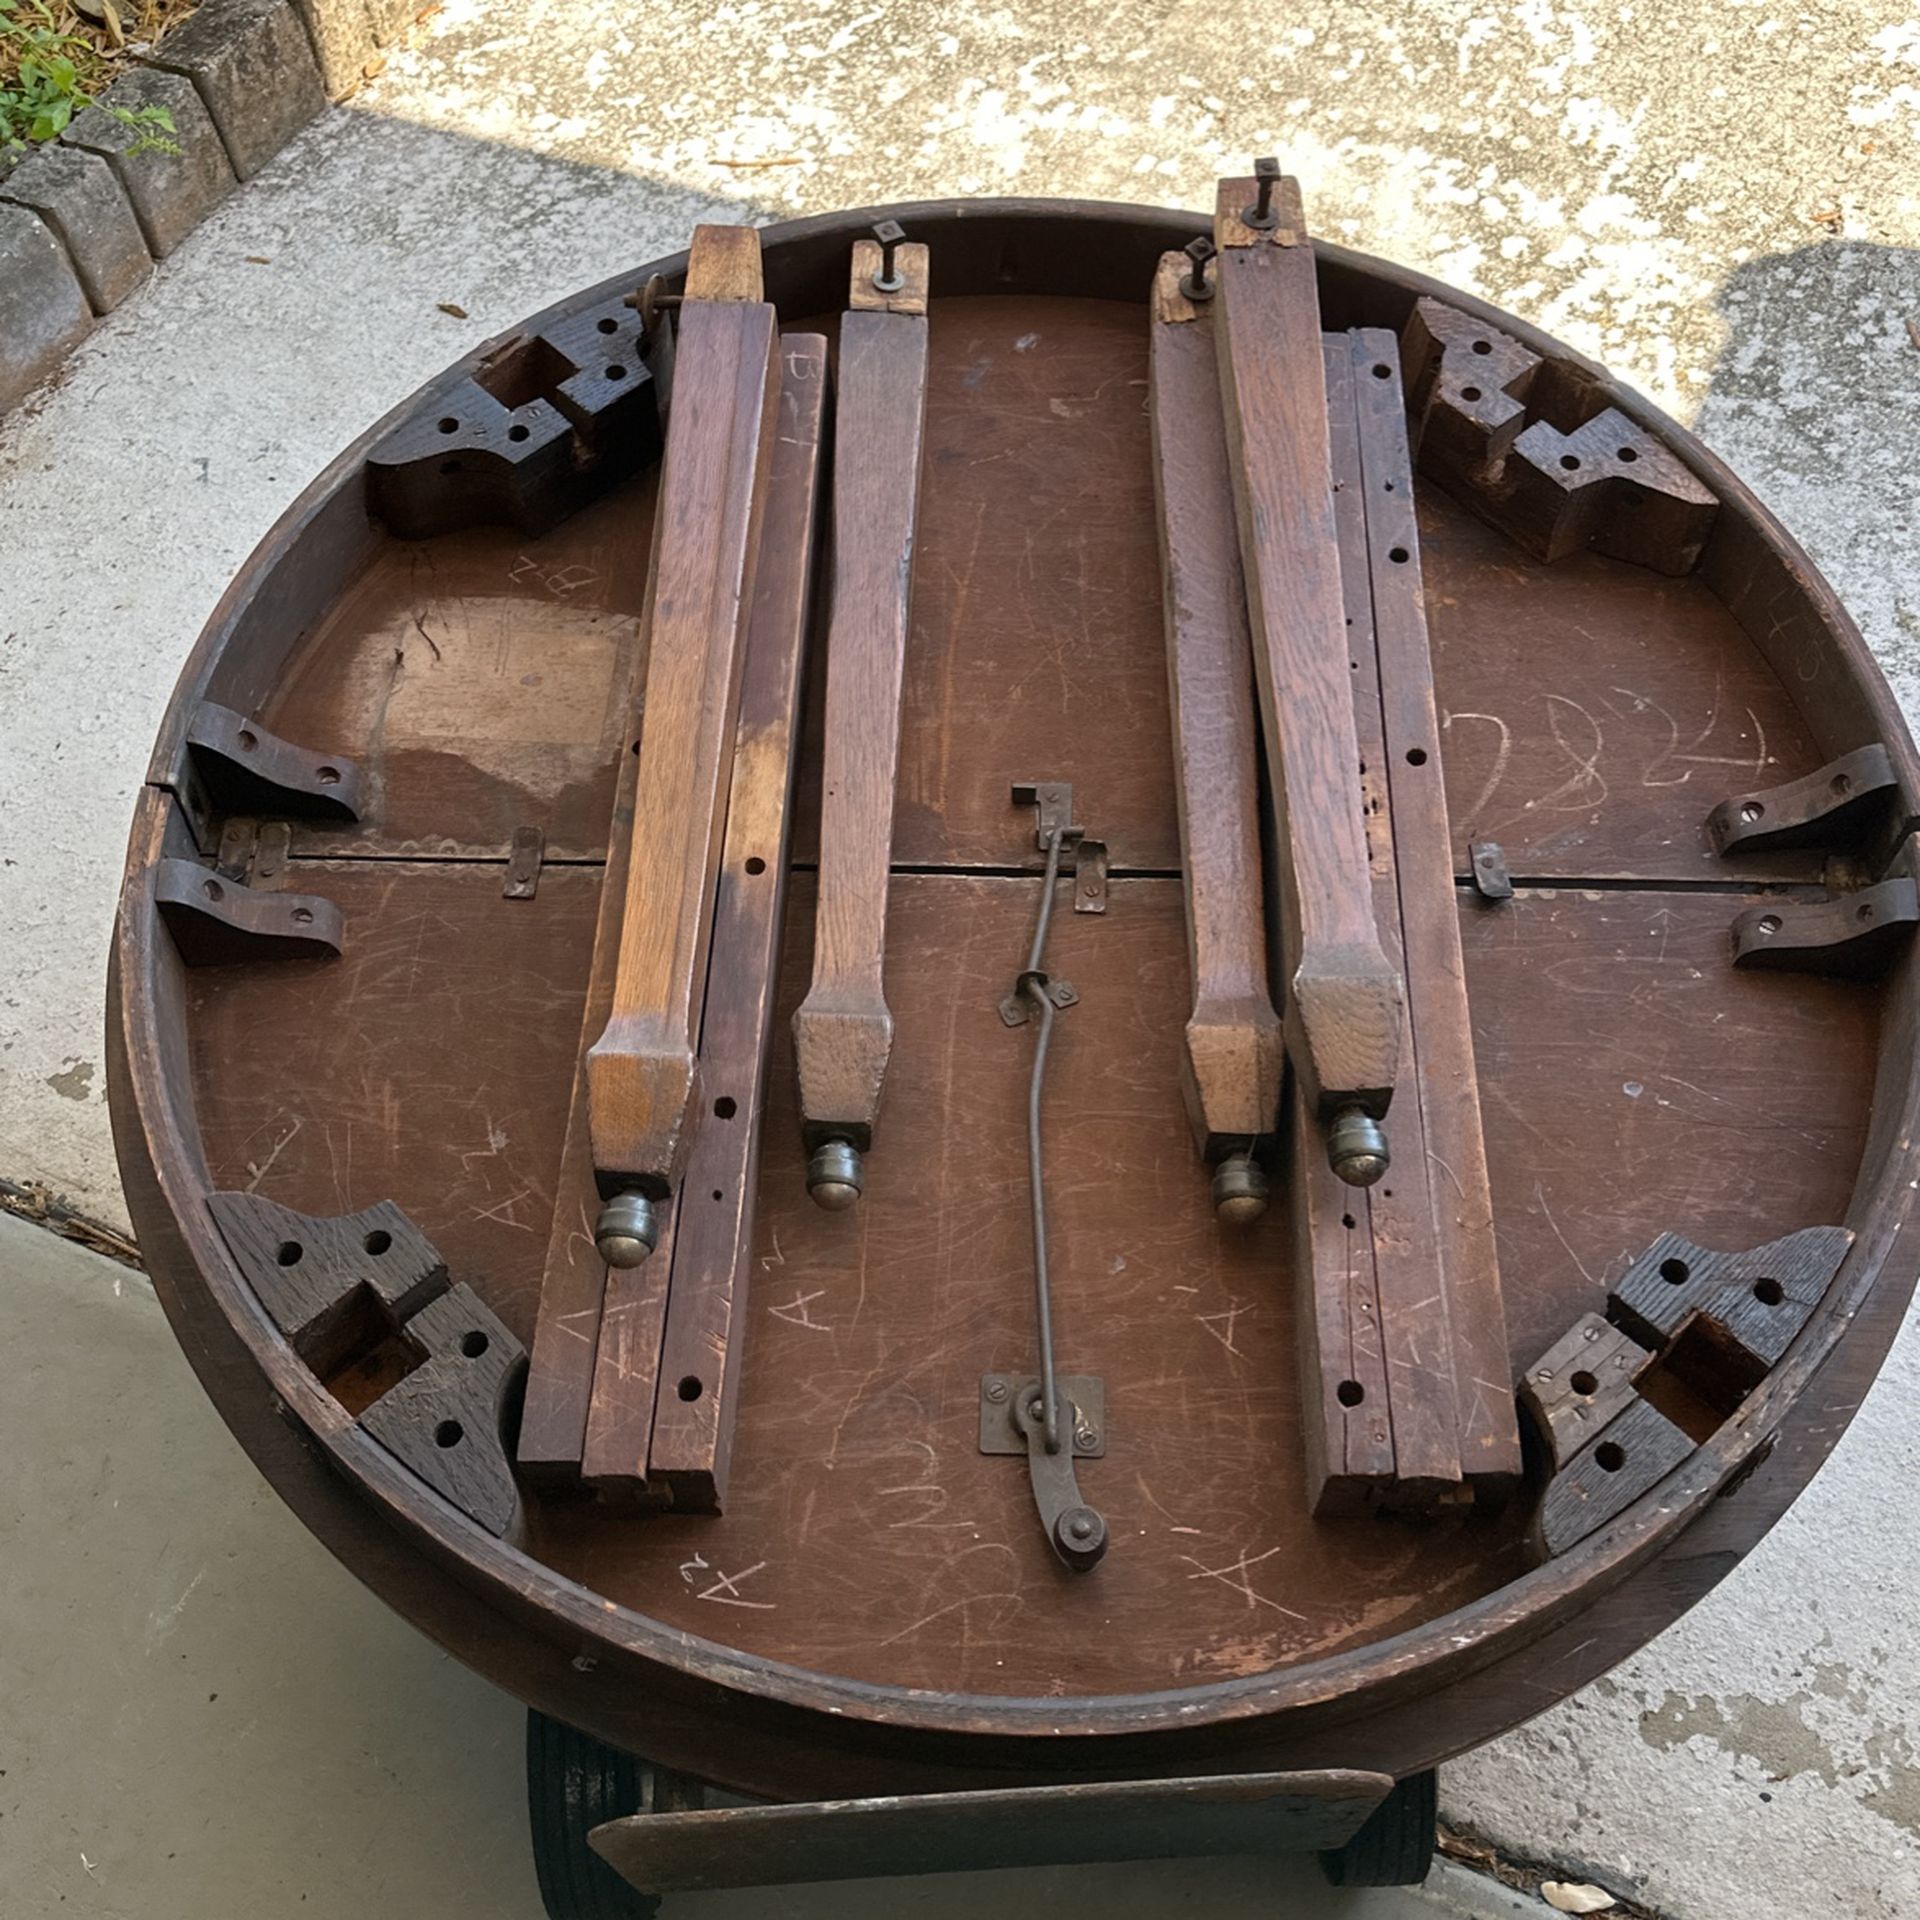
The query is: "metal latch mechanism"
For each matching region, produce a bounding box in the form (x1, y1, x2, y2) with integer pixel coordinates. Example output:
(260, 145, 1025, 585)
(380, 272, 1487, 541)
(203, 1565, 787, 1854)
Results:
(987, 781, 1110, 1571)
(980, 1373, 1108, 1570)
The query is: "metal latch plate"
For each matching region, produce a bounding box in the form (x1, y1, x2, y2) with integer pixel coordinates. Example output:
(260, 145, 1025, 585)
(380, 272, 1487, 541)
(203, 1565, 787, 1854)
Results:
(979, 1374, 1106, 1456)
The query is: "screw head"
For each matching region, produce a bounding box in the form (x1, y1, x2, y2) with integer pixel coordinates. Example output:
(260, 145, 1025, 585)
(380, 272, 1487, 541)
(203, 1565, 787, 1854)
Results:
(984, 1378, 1010, 1405)
(595, 1191, 658, 1268)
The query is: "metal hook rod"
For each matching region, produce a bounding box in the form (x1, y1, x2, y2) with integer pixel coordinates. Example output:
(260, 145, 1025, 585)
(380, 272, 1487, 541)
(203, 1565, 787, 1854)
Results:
(1020, 824, 1070, 1455)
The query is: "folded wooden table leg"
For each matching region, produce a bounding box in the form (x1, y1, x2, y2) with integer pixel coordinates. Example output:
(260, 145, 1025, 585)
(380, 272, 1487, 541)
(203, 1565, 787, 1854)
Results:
(644, 335, 829, 1509)
(585, 224, 781, 1268)
(1147, 244, 1284, 1224)
(1212, 163, 1405, 1188)
(791, 224, 931, 1209)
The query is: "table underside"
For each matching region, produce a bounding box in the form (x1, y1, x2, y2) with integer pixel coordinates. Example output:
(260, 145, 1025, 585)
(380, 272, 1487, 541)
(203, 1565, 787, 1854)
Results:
(176, 294, 1877, 1700)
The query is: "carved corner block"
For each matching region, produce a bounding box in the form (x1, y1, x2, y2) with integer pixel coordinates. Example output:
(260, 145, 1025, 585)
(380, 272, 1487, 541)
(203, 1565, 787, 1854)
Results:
(208, 1193, 527, 1534)
(207, 1193, 448, 1371)
(1524, 1225, 1850, 1558)
(367, 295, 662, 538)
(358, 1285, 527, 1538)
(1399, 297, 1718, 575)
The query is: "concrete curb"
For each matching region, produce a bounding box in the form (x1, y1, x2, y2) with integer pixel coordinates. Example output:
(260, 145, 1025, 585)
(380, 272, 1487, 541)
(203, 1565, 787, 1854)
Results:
(0, 0, 361, 416)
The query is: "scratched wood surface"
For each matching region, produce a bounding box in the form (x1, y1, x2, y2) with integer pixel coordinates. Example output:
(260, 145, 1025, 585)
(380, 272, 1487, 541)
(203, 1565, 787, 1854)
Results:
(185, 870, 1872, 1694)
(264, 302, 1826, 887)
(169, 288, 1878, 1706)
(270, 480, 656, 860)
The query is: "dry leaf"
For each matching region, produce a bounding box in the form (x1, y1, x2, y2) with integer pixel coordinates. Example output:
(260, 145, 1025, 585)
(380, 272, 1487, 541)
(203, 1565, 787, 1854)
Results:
(1542, 1884, 1617, 1915)
(244, 255, 271, 264)
(361, 52, 387, 78)
(437, 302, 469, 319)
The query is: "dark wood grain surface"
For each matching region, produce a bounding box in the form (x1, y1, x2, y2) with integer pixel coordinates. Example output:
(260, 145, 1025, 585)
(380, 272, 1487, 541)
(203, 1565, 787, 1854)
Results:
(187, 871, 1872, 1696)
(266, 302, 1827, 890)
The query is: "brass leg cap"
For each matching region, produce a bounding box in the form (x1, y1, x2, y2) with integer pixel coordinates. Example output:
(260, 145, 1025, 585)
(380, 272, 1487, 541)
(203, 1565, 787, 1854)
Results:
(1327, 1107, 1390, 1188)
(594, 1191, 658, 1268)
(1212, 1152, 1270, 1225)
(806, 1139, 863, 1211)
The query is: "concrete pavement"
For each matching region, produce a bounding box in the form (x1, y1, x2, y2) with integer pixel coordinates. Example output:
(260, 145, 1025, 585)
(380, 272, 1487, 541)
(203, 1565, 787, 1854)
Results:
(2, 2, 1918, 1913)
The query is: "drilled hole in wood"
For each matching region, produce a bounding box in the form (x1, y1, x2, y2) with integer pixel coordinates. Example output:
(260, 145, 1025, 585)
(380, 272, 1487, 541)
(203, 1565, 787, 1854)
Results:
(276, 1240, 303, 1266)
(1383, 479, 1396, 491)
(1460, 384, 1483, 401)
(364, 1229, 392, 1256)
(1406, 747, 1428, 766)
(317, 766, 341, 785)
(1371, 362, 1391, 379)
(437, 417, 459, 434)
(1342, 1213, 1356, 1230)
(461, 1330, 490, 1358)
(744, 856, 767, 875)
(434, 1419, 464, 1448)
(1660, 1257, 1690, 1285)
(1336, 1379, 1365, 1407)
(1595, 1440, 1626, 1473)
(1754, 1277, 1785, 1306)
(1388, 547, 1409, 564)
(237, 728, 257, 750)
(1857, 903, 1875, 922)
(713, 1096, 737, 1119)
(1471, 339, 1492, 354)
(508, 423, 530, 443)
(1570, 1369, 1600, 1396)
(597, 316, 618, 334)
(202, 878, 224, 901)
(1560, 454, 1582, 471)
(678, 1375, 704, 1402)
(711, 1189, 724, 1202)
(1617, 446, 1639, 463)
(606, 364, 628, 381)
(1832, 773, 1853, 796)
